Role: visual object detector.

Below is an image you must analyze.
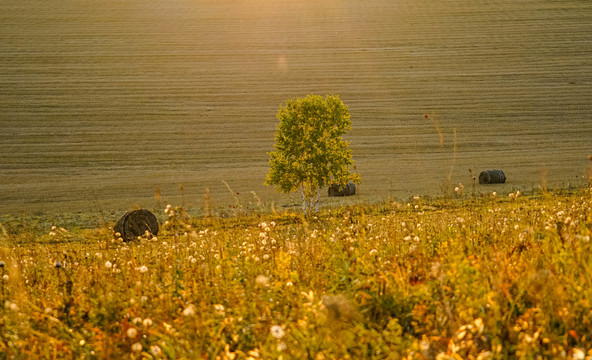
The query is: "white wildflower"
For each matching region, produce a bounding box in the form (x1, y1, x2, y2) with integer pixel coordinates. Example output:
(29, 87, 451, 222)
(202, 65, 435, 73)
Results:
(150, 345, 162, 355)
(270, 325, 285, 339)
(182, 304, 196, 317)
(572, 348, 585, 360)
(8, 302, 18, 311)
(126, 327, 137, 338)
(214, 304, 225, 316)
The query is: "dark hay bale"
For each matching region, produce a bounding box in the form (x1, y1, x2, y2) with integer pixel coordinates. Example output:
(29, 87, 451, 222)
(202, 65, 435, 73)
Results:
(328, 182, 356, 197)
(114, 209, 159, 241)
(479, 169, 506, 184)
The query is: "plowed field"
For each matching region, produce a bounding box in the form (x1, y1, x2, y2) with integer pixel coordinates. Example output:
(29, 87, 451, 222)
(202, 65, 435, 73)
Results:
(1, 0, 591, 213)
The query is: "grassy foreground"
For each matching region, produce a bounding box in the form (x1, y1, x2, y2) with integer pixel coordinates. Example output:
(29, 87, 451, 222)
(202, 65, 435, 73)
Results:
(0, 189, 591, 359)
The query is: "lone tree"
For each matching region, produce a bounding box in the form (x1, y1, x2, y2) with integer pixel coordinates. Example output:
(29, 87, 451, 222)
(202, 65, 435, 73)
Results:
(265, 94, 360, 215)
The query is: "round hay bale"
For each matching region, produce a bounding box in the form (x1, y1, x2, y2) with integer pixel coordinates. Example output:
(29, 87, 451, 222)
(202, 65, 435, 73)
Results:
(328, 184, 340, 197)
(114, 209, 159, 241)
(328, 182, 356, 197)
(479, 169, 506, 184)
(344, 182, 356, 196)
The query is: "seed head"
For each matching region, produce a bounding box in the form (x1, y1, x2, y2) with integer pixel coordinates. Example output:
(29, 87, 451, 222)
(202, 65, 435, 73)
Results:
(182, 304, 196, 317)
(150, 345, 162, 355)
(572, 348, 585, 360)
(126, 327, 137, 338)
(270, 325, 285, 339)
(214, 304, 225, 316)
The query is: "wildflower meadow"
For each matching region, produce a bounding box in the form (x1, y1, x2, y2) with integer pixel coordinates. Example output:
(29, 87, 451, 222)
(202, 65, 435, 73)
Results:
(0, 188, 591, 359)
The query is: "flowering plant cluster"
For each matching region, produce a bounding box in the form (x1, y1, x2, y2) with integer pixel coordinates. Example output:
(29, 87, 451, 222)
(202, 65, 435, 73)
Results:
(0, 188, 591, 358)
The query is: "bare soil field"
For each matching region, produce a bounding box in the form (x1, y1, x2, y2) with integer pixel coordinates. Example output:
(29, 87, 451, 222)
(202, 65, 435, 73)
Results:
(1, 0, 591, 214)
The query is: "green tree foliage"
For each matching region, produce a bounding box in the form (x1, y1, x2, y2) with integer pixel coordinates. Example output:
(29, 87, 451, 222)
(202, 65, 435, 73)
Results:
(265, 94, 360, 214)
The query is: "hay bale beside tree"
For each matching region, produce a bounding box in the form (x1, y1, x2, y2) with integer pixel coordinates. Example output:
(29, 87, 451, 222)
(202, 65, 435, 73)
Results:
(328, 181, 356, 197)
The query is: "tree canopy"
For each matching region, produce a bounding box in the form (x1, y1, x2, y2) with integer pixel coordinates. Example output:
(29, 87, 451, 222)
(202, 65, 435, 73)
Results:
(265, 94, 360, 214)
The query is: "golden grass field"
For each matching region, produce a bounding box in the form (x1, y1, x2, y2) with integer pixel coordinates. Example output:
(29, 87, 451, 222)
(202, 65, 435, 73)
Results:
(1, 0, 591, 214)
(0, 190, 591, 358)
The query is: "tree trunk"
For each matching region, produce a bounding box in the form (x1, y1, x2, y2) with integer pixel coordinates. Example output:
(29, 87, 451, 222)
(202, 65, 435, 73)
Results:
(301, 184, 320, 216)
(301, 186, 307, 216)
(314, 189, 320, 213)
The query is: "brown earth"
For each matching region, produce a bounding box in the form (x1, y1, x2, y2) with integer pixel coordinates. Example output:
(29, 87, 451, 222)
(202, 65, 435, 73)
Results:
(0, 0, 591, 214)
